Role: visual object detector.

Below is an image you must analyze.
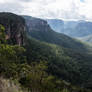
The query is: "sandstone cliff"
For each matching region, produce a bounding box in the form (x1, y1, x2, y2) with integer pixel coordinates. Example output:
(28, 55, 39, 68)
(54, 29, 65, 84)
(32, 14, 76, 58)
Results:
(0, 13, 26, 46)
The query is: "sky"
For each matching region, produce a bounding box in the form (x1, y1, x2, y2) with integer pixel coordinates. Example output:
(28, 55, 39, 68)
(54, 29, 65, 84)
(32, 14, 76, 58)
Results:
(0, 0, 92, 20)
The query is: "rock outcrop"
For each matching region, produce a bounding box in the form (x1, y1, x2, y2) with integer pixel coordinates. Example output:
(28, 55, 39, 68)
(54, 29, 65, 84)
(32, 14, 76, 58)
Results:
(23, 16, 51, 33)
(0, 12, 26, 46)
(0, 77, 23, 92)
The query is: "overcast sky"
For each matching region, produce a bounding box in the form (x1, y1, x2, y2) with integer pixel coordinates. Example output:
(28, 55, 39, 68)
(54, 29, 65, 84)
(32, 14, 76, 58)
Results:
(0, 0, 92, 20)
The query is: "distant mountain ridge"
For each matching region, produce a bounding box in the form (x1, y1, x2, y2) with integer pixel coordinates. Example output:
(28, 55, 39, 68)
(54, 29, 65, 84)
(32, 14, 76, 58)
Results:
(78, 35, 92, 43)
(46, 19, 64, 33)
(47, 19, 92, 39)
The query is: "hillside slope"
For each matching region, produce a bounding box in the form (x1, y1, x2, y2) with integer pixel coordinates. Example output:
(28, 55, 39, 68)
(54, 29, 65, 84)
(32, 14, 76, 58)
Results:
(23, 16, 91, 52)
(23, 16, 92, 87)
(0, 13, 92, 90)
(25, 36, 92, 86)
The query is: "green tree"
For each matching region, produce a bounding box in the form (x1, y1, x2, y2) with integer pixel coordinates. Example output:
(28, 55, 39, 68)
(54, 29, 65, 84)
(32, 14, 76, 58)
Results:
(19, 61, 58, 92)
(0, 24, 6, 44)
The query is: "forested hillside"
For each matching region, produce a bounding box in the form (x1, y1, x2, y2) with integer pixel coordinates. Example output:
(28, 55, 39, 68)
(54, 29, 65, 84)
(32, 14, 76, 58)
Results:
(0, 13, 92, 92)
(24, 16, 92, 52)
(24, 15, 92, 88)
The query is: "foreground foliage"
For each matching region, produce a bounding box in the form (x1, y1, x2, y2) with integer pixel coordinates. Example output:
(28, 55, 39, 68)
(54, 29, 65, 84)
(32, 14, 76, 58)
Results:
(0, 25, 92, 92)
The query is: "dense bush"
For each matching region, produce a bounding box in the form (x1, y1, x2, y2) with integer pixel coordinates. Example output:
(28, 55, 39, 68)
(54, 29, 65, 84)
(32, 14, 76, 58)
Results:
(0, 23, 92, 92)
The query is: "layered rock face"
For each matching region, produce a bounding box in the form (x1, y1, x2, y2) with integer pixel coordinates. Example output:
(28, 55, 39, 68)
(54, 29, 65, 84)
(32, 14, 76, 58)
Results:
(0, 13, 26, 46)
(23, 16, 51, 33)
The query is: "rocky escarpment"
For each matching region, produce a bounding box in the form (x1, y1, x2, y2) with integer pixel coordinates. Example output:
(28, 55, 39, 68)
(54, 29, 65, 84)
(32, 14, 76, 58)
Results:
(23, 16, 51, 33)
(0, 12, 26, 46)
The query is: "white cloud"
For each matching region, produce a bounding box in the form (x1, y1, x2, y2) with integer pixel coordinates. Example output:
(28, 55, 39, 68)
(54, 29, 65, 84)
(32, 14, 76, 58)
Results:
(0, 0, 92, 20)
